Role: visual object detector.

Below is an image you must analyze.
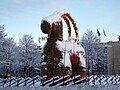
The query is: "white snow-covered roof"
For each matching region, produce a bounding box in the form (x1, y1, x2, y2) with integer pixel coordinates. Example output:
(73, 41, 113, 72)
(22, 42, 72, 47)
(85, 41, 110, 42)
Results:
(41, 10, 67, 25)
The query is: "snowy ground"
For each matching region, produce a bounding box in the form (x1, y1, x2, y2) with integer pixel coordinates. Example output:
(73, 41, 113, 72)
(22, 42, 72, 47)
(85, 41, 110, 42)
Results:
(0, 84, 120, 90)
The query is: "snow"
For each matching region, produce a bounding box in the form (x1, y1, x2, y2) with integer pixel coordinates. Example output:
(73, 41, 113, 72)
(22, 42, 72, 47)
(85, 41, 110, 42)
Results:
(40, 62, 46, 66)
(0, 84, 120, 90)
(41, 10, 67, 25)
(56, 37, 86, 67)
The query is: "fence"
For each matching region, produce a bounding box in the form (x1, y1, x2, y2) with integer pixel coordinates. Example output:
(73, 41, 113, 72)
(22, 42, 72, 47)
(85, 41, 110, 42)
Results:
(0, 75, 120, 87)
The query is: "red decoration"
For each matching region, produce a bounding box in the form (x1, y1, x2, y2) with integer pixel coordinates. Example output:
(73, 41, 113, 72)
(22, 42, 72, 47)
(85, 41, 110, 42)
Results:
(70, 53, 77, 65)
(46, 74, 52, 79)
(51, 23, 55, 30)
(80, 74, 86, 78)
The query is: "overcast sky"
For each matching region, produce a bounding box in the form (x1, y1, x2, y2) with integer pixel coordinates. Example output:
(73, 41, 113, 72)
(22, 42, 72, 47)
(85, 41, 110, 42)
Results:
(0, 0, 120, 43)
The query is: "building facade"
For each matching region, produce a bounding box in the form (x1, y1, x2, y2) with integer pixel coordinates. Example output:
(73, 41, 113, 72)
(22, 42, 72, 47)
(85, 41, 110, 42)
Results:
(106, 41, 120, 75)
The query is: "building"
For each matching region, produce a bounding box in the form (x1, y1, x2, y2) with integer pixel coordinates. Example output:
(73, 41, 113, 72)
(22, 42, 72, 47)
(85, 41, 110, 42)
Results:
(106, 41, 120, 75)
(91, 40, 120, 75)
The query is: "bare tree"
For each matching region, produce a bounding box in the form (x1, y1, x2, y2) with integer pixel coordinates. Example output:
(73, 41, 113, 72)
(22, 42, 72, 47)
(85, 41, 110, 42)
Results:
(19, 34, 37, 53)
(19, 34, 38, 77)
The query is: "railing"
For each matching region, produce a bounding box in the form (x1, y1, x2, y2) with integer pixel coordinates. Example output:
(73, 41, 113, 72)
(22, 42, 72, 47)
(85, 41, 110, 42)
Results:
(0, 75, 120, 87)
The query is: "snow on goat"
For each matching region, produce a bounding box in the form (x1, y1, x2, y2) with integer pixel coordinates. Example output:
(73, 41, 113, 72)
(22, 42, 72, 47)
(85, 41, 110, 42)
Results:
(41, 10, 67, 25)
(56, 36, 86, 68)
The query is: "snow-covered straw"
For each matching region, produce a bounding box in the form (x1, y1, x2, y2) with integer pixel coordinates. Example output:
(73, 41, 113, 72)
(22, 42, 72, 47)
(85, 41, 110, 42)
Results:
(56, 37, 86, 67)
(41, 10, 67, 25)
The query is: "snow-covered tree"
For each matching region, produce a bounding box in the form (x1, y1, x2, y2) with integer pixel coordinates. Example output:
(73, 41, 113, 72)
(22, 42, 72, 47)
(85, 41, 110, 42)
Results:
(81, 30, 107, 75)
(1, 38, 18, 75)
(0, 25, 7, 76)
(0, 26, 41, 77)
(93, 43, 108, 75)
(0, 25, 6, 61)
(18, 34, 39, 77)
(0, 26, 18, 76)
